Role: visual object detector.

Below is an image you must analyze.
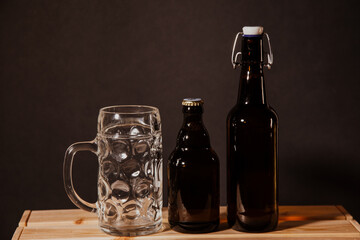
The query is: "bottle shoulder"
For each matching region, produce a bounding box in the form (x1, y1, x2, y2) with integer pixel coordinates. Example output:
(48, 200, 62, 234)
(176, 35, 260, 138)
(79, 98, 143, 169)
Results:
(168, 147, 219, 165)
(268, 106, 279, 121)
(228, 104, 278, 120)
(175, 125, 211, 149)
(227, 104, 278, 129)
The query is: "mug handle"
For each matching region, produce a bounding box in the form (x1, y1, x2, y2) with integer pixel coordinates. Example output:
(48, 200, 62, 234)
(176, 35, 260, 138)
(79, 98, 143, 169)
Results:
(63, 140, 98, 213)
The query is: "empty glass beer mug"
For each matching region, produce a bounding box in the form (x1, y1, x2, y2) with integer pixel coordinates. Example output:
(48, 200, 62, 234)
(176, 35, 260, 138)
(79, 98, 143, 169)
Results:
(63, 105, 163, 236)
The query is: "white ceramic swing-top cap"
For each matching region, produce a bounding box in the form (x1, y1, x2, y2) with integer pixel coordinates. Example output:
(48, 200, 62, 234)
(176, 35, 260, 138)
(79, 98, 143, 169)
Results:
(242, 26, 264, 36)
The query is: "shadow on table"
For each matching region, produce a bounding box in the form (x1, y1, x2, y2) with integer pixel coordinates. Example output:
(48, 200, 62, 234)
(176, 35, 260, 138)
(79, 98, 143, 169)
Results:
(277, 219, 316, 231)
(161, 209, 318, 233)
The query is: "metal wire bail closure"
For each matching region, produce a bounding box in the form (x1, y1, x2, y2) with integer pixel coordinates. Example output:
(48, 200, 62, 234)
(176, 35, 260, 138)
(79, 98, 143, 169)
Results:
(263, 33, 273, 69)
(231, 32, 243, 69)
(231, 32, 273, 70)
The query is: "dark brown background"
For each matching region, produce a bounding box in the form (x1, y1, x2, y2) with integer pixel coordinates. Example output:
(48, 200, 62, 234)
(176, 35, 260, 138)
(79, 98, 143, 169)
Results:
(1, 0, 360, 238)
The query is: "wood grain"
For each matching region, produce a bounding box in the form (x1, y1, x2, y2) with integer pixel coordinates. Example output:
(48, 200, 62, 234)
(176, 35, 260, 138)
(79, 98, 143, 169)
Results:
(350, 220, 360, 233)
(11, 227, 23, 240)
(19, 210, 32, 227)
(26, 209, 97, 227)
(19, 221, 360, 240)
(279, 205, 346, 221)
(15, 206, 360, 240)
(336, 205, 353, 220)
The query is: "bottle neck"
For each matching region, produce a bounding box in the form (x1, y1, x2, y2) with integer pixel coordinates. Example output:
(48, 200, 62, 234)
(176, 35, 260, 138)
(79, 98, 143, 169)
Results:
(177, 106, 210, 148)
(183, 109, 203, 124)
(237, 36, 267, 106)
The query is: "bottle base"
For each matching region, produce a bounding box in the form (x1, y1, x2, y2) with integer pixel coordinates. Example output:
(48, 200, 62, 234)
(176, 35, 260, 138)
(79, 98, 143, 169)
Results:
(169, 219, 219, 233)
(232, 219, 278, 232)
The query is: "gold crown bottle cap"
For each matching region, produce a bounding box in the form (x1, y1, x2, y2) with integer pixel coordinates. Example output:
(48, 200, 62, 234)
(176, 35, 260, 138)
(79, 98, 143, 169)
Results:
(182, 98, 204, 106)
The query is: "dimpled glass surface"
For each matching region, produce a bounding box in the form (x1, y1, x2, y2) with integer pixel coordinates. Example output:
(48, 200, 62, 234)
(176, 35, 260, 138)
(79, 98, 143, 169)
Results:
(96, 123, 163, 236)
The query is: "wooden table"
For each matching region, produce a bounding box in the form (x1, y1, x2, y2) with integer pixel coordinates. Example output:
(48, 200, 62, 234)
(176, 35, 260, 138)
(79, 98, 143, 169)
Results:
(12, 206, 360, 239)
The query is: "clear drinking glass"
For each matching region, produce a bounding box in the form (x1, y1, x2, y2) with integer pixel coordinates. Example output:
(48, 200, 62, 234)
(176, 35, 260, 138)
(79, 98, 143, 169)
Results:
(63, 105, 163, 236)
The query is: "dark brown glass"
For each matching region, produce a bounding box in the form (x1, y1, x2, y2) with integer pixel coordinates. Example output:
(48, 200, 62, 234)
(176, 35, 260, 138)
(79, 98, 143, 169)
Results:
(227, 36, 279, 232)
(168, 104, 220, 233)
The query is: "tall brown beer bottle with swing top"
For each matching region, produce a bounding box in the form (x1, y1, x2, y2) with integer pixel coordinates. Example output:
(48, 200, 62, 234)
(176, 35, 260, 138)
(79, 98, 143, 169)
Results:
(227, 26, 278, 232)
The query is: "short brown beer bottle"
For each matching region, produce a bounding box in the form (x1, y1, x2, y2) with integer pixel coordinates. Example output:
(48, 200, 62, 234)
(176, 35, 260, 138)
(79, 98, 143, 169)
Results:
(227, 26, 279, 232)
(168, 98, 220, 233)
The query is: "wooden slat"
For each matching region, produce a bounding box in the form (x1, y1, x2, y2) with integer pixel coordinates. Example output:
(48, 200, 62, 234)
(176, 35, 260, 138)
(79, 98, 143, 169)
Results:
(26, 206, 347, 228)
(18, 220, 360, 239)
(16, 206, 360, 239)
(19, 210, 32, 227)
(336, 205, 353, 220)
(11, 227, 23, 240)
(279, 205, 346, 221)
(350, 220, 360, 233)
(26, 209, 98, 227)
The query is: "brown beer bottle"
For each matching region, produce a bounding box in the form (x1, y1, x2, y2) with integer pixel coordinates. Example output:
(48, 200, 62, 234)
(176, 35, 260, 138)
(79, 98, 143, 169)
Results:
(227, 26, 278, 232)
(168, 98, 220, 233)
